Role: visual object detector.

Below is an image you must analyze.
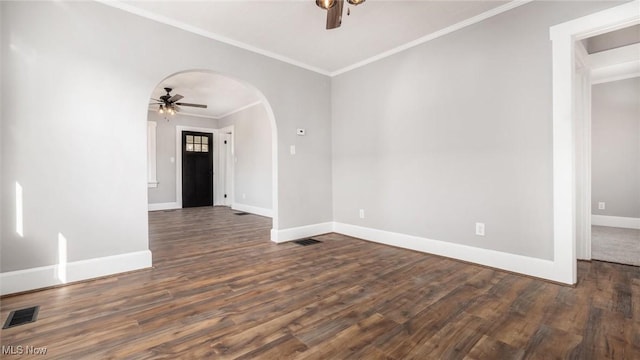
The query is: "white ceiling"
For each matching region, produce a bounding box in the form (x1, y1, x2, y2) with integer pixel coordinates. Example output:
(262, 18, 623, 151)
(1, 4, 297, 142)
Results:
(132, 1, 520, 116)
(149, 72, 262, 119)
(118, 0, 512, 74)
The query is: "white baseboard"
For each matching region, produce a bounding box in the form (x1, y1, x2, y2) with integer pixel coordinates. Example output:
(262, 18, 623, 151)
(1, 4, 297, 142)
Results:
(0, 250, 152, 296)
(270, 222, 333, 243)
(592, 215, 640, 229)
(333, 222, 564, 284)
(148, 202, 180, 211)
(232, 203, 273, 218)
(270, 221, 563, 283)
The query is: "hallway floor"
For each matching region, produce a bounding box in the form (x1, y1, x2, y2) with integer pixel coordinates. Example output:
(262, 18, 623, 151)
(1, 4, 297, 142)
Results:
(592, 225, 640, 266)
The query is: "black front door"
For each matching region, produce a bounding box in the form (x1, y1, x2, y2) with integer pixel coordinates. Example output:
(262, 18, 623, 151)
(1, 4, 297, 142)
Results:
(182, 131, 213, 208)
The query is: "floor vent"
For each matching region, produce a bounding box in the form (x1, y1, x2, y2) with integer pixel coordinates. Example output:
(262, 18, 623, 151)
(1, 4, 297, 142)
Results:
(293, 238, 322, 246)
(3, 306, 40, 329)
(234, 212, 249, 216)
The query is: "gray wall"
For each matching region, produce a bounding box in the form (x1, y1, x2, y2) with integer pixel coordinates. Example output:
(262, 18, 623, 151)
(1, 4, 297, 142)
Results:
(1, 1, 332, 272)
(331, 1, 622, 261)
(147, 111, 219, 204)
(219, 105, 272, 210)
(592, 78, 640, 218)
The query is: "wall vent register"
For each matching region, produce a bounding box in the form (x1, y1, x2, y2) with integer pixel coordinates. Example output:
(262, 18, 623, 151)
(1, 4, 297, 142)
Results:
(3, 306, 40, 329)
(293, 238, 322, 246)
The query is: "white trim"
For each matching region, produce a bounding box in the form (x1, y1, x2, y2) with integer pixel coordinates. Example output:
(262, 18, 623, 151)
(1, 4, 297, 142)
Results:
(175, 126, 218, 208)
(102, 0, 532, 78)
(592, 215, 640, 230)
(550, 0, 640, 284)
(263, 100, 279, 231)
(232, 203, 273, 218)
(591, 63, 640, 84)
(148, 202, 181, 211)
(216, 126, 234, 207)
(333, 223, 563, 283)
(178, 111, 220, 120)
(147, 121, 158, 187)
(330, 0, 534, 76)
(270, 221, 591, 283)
(590, 43, 640, 84)
(574, 41, 592, 261)
(148, 107, 268, 121)
(589, 43, 640, 68)
(270, 222, 333, 243)
(98, 0, 331, 76)
(217, 101, 263, 119)
(148, 108, 221, 120)
(0, 250, 152, 296)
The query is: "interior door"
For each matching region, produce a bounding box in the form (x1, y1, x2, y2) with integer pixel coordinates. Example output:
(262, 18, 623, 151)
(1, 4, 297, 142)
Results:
(182, 131, 213, 208)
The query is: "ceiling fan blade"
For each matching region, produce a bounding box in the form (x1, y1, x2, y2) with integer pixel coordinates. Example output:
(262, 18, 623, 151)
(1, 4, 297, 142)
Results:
(168, 94, 184, 103)
(151, 98, 162, 102)
(175, 102, 208, 108)
(326, 0, 344, 30)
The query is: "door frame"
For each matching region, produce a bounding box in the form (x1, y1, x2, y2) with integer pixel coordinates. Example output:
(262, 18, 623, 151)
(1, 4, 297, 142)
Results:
(550, 0, 639, 284)
(176, 125, 217, 208)
(216, 125, 234, 206)
(574, 41, 592, 261)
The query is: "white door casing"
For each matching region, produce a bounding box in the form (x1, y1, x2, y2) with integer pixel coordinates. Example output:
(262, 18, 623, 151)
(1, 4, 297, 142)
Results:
(550, 0, 639, 284)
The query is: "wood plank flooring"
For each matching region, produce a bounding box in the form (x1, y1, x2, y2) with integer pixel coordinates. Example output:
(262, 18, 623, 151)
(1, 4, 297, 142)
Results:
(1, 206, 639, 359)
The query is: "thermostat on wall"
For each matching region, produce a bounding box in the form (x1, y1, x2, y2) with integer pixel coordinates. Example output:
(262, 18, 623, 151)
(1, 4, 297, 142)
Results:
(296, 128, 306, 136)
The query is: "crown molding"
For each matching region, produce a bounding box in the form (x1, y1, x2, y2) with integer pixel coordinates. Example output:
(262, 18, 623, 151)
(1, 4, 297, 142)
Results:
(97, 0, 331, 76)
(147, 108, 220, 120)
(217, 101, 263, 119)
(330, 0, 534, 76)
(147, 101, 263, 120)
(102, 0, 533, 78)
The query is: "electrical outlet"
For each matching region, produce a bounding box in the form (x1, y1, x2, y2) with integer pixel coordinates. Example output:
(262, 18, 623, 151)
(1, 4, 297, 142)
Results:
(598, 202, 605, 210)
(475, 222, 485, 236)
(359, 209, 365, 219)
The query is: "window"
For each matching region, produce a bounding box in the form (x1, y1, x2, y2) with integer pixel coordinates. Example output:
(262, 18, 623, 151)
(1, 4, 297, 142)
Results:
(186, 134, 209, 152)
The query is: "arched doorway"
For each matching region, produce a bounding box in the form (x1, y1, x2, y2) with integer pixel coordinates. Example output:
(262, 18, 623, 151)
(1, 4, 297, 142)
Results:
(146, 70, 279, 231)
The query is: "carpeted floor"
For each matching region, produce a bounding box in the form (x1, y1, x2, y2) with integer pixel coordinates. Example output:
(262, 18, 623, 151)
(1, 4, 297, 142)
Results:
(592, 225, 640, 266)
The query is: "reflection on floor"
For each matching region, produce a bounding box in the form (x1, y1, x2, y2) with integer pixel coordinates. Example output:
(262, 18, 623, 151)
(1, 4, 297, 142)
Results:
(592, 225, 640, 266)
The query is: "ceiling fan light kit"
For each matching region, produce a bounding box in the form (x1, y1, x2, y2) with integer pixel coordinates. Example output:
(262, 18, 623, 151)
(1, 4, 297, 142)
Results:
(316, 0, 335, 10)
(150, 87, 207, 118)
(317, 0, 365, 30)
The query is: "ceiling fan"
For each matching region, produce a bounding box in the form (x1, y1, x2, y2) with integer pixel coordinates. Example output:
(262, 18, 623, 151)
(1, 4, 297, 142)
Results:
(316, 0, 365, 30)
(150, 87, 207, 115)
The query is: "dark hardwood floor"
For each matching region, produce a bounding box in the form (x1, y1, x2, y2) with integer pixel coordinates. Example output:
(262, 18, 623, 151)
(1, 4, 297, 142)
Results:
(1, 207, 638, 359)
